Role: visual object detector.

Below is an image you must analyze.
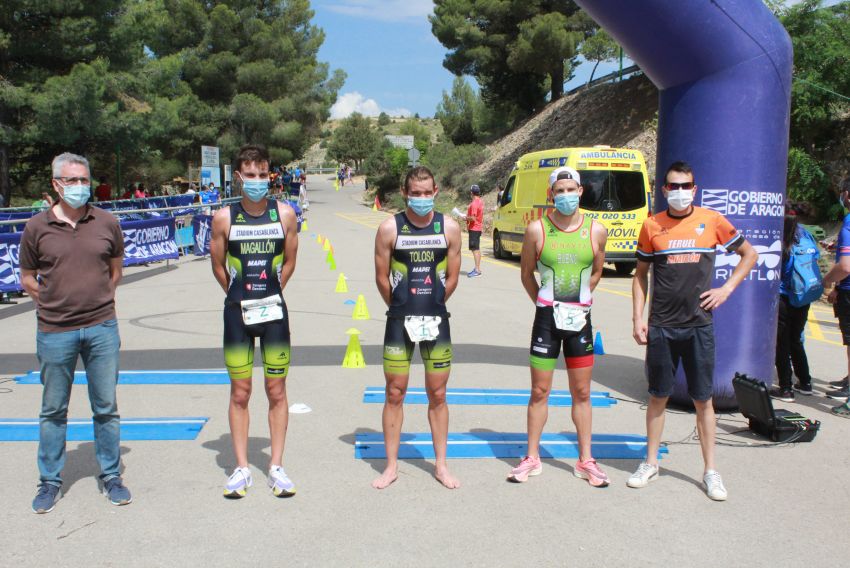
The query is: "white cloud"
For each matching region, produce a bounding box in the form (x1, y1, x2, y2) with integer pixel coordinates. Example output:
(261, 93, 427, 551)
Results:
(323, 0, 432, 22)
(330, 92, 412, 119)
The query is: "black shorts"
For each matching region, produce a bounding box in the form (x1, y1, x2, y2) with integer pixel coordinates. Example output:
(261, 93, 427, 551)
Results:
(529, 306, 594, 371)
(468, 230, 481, 251)
(646, 325, 714, 401)
(223, 301, 291, 380)
(383, 314, 452, 374)
(833, 289, 850, 345)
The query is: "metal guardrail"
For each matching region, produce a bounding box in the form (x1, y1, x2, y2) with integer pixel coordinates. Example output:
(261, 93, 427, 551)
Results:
(568, 64, 642, 95)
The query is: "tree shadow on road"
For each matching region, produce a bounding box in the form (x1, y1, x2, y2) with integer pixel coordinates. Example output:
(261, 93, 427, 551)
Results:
(201, 434, 272, 473)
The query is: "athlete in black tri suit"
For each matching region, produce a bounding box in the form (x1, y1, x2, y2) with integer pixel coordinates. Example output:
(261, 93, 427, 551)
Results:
(372, 166, 462, 490)
(210, 144, 299, 498)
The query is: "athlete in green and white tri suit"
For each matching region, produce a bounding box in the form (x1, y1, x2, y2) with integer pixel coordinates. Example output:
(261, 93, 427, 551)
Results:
(509, 166, 610, 487)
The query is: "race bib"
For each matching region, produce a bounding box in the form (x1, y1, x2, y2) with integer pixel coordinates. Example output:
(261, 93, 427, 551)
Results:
(241, 295, 284, 326)
(552, 302, 588, 332)
(404, 316, 442, 343)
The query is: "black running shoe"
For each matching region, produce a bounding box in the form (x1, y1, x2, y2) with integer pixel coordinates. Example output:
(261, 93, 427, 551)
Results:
(828, 377, 849, 389)
(769, 387, 794, 402)
(793, 382, 813, 396)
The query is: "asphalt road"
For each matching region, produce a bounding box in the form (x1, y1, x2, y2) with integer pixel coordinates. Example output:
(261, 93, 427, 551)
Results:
(1, 176, 847, 567)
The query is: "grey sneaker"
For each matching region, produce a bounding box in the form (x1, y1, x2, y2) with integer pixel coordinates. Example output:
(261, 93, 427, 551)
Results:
(32, 483, 61, 514)
(703, 470, 727, 501)
(626, 462, 659, 488)
(103, 477, 132, 506)
(826, 386, 849, 400)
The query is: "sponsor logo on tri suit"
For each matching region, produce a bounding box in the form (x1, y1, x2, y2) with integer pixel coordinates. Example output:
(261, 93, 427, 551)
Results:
(432, 361, 450, 369)
(385, 346, 404, 355)
(245, 282, 267, 292)
(236, 213, 246, 223)
(270, 209, 278, 222)
(557, 253, 579, 264)
(581, 228, 589, 239)
(390, 270, 403, 290)
(411, 266, 430, 273)
(434, 222, 441, 233)
(247, 259, 265, 267)
(532, 346, 548, 354)
(240, 241, 277, 255)
(668, 239, 696, 248)
(401, 224, 411, 233)
(424, 275, 432, 285)
(695, 224, 705, 235)
(410, 287, 432, 295)
(408, 250, 436, 263)
(396, 235, 448, 251)
(259, 270, 268, 280)
(231, 225, 284, 241)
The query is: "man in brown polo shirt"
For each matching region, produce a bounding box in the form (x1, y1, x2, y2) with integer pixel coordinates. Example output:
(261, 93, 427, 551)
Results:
(20, 152, 131, 514)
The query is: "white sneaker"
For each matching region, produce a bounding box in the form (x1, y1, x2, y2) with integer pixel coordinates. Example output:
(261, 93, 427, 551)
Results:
(626, 462, 659, 488)
(223, 467, 252, 498)
(268, 466, 296, 497)
(703, 470, 727, 501)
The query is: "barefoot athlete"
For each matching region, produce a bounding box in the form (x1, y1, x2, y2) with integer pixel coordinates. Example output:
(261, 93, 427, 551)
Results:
(508, 167, 610, 487)
(210, 144, 299, 498)
(372, 166, 462, 489)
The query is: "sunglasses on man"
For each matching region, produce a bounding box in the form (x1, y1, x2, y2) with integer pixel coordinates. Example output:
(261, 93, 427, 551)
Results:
(664, 182, 695, 190)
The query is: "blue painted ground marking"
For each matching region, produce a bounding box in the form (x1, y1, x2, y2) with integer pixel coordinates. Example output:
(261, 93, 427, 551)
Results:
(354, 432, 667, 460)
(15, 370, 230, 385)
(362, 387, 616, 407)
(0, 417, 209, 441)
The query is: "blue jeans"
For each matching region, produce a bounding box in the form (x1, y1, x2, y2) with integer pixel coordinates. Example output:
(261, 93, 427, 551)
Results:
(36, 319, 121, 486)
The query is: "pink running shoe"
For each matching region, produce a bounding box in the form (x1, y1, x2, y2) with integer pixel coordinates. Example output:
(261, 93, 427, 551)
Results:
(507, 455, 542, 483)
(574, 458, 610, 487)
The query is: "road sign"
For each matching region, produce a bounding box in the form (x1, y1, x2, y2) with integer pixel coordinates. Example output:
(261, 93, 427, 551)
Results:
(408, 148, 421, 167)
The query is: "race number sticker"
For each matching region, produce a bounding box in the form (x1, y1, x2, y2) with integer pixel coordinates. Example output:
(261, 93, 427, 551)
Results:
(241, 295, 284, 326)
(552, 302, 588, 332)
(404, 315, 442, 343)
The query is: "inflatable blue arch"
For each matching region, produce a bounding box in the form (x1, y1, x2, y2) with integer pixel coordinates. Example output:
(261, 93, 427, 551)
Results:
(575, 0, 793, 408)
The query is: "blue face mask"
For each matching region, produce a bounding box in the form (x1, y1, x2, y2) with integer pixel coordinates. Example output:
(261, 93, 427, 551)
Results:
(61, 185, 90, 209)
(408, 196, 434, 216)
(554, 193, 580, 215)
(242, 179, 269, 202)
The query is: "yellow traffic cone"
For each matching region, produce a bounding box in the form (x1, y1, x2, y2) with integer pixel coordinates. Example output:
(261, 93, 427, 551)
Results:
(301, 219, 308, 231)
(334, 178, 340, 191)
(316, 233, 322, 244)
(328, 255, 336, 271)
(335, 273, 348, 293)
(352, 294, 370, 320)
(342, 328, 366, 368)
(323, 238, 331, 251)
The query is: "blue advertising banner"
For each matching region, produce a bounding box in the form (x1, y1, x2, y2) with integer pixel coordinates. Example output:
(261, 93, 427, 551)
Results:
(0, 232, 22, 293)
(121, 218, 179, 266)
(192, 214, 213, 256)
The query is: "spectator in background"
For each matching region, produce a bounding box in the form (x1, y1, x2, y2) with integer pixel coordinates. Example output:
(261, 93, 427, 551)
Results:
(21, 152, 131, 513)
(121, 184, 132, 200)
(770, 214, 817, 402)
(95, 177, 112, 202)
(466, 184, 484, 277)
(134, 183, 147, 199)
(0, 192, 5, 208)
(225, 181, 232, 199)
(823, 188, 850, 415)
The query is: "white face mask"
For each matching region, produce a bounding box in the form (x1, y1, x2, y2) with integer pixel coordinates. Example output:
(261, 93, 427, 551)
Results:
(667, 189, 694, 211)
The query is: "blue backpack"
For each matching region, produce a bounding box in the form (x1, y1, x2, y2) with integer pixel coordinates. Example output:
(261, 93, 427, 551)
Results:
(786, 226, 824, 307)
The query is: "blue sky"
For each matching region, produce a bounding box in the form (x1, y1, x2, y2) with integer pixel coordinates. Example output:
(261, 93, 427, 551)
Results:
(312, 0, 835, 119)
(312, 0, 625, 119)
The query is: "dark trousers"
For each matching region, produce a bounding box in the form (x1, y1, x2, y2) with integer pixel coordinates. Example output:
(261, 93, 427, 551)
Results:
(775, 294, 812, 388)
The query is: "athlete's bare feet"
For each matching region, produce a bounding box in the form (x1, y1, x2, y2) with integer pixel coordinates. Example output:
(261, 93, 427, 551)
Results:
(434, 465, 460, 489)
(371, 466, 398, 490)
